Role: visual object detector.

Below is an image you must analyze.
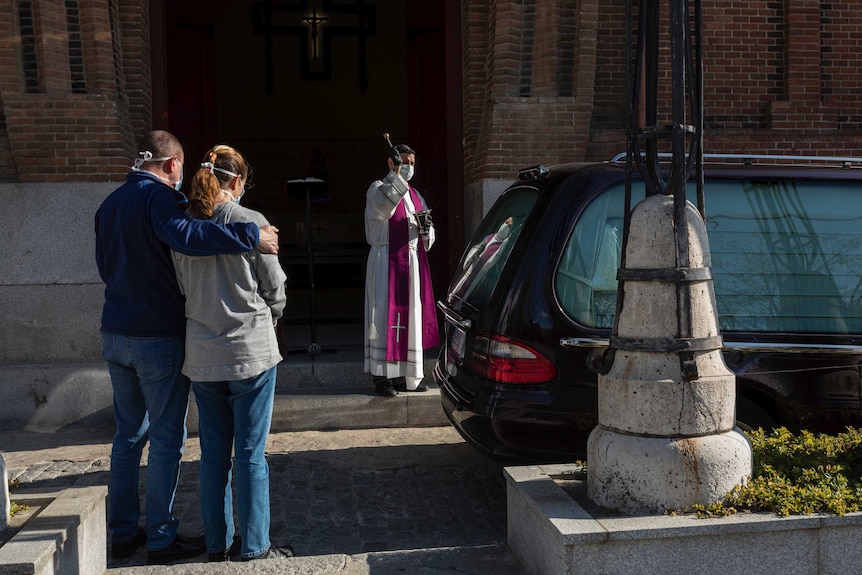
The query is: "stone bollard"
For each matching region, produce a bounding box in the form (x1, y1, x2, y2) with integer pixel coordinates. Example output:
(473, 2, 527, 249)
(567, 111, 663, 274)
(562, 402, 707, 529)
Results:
(587, 194, 752, 514)
(1, 453, 8, 532)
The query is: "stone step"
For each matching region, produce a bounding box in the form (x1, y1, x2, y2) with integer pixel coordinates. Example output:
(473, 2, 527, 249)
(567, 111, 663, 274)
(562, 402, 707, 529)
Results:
(188, 384, 449, 435)
(0, 349, 445, 434)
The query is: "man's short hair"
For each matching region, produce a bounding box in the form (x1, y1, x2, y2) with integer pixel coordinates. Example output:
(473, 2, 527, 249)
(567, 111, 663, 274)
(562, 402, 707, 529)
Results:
(395, 144, 416, 156)
(137, 130, 183, 161)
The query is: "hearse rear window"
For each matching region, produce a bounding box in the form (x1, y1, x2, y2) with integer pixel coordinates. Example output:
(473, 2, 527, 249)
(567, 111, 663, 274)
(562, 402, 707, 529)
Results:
(448, 186, 539, 308)
(556, 179, 862, 334)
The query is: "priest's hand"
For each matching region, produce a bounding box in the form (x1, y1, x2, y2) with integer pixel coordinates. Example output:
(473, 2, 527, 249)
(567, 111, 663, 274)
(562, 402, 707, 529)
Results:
(418, 211, 432, 235)
(257, 225, 280, 254)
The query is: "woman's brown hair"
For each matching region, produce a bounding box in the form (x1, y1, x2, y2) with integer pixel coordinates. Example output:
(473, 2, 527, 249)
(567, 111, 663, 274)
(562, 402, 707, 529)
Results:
(186, 144, 252, 219)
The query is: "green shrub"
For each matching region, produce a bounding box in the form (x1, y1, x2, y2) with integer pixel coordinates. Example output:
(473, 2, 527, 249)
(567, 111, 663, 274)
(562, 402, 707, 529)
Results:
(7, 477, 29, 518)
(694, 427, 862, 518)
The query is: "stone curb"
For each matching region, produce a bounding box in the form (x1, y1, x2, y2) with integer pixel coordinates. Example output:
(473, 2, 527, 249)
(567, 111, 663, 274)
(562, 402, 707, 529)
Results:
(0, 487, 107, 575)
(104, 545, 525, 575)
(0, 359, 446, 434)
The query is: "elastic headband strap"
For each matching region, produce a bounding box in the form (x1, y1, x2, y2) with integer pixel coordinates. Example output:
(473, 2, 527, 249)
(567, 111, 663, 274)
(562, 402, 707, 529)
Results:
(131, 150, 173, 171)
(200, 161, 239, 179)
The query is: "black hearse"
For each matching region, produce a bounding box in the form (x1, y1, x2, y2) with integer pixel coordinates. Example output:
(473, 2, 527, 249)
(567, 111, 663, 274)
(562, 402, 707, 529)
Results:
(435, 155, 862, 462)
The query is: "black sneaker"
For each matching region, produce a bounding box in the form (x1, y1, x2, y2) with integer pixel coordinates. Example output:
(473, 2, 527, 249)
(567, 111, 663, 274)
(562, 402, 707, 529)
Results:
(146, 534, 207, 565)
(111, 527, 147, 559)
(208, 535, 242, 562)
(244, 544, 295, 560)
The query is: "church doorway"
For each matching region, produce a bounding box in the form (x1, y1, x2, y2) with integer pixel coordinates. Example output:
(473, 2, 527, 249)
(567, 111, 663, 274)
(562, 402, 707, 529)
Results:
(150, 0, 462, 348)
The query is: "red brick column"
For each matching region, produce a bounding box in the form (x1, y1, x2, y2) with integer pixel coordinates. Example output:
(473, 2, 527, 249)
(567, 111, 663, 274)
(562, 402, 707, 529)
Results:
(463, 0, 599, 183)
(119, 0, 152, 138)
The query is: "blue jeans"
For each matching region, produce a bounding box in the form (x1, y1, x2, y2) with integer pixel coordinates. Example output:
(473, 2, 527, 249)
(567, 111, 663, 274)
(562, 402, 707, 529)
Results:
(192, 367, 277, 559)
(102, 333, 190, 551)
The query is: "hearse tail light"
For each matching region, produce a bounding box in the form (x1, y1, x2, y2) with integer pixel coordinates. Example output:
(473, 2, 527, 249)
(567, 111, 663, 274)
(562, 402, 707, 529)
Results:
(471, 333, 557, 384)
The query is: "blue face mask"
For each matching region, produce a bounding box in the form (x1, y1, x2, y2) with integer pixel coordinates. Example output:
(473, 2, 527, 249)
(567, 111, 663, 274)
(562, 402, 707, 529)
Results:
(173, 161, 184, 191)
(234, 185, 245, 204)
(400, 164, 414, 181)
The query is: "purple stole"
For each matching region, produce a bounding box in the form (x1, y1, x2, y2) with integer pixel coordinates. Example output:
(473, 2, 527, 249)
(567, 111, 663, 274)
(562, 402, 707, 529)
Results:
(386, 188, 440, 361)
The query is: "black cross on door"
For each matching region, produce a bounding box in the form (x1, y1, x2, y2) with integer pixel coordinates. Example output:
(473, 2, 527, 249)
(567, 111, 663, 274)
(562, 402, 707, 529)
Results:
(252, 0, 377, 95)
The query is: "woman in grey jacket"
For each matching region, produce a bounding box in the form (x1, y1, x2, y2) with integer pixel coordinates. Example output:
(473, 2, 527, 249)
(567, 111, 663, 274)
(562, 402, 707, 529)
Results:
(172, 144, 292, 561)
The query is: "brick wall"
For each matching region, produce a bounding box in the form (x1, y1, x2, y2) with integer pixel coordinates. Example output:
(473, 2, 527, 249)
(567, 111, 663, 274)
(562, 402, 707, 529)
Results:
(4, 1, 862, 184)
(586, 0, 862, 159)
(467, 0, 862, 185)
(462, 0, 599, 182)
(0, 0, 148, 183)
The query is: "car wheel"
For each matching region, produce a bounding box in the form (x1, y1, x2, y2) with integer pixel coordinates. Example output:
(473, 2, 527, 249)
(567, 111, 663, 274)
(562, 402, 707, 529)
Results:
(735, 396, 776, 434)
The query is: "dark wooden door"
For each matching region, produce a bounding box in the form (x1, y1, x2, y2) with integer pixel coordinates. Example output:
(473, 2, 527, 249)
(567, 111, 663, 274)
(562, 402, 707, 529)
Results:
(407, 0, 464, 293)
(151, 0, 217, 168)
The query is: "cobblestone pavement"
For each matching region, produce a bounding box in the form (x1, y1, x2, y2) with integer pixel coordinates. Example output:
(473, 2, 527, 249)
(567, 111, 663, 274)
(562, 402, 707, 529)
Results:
(3, 426, 515, 571)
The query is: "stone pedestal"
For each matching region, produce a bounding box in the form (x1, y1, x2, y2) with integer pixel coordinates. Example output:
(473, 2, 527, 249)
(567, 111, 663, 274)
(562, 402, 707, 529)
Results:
(587, 194, 752, 514)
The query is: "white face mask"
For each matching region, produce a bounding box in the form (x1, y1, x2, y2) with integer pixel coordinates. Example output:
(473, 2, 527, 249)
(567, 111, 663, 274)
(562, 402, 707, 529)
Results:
(400, 164, 414, 181)
(496, 220, 513, 241)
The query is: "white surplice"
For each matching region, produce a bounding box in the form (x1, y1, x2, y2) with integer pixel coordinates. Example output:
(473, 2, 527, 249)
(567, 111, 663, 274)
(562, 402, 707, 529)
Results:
(363, 170, 435, 386)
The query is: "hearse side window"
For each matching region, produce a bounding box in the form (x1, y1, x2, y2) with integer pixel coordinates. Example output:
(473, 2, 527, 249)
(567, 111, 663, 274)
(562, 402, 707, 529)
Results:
(555, 187, 624, 327)
(556, 179, 862, 334)
(448, 187, 540, 309)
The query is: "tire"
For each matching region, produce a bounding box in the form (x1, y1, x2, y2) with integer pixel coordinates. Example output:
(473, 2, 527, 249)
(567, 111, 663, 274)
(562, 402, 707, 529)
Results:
(735, 396, 776, 434)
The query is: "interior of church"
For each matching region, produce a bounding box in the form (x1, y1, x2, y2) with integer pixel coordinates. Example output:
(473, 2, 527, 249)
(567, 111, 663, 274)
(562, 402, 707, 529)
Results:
(153, 0, 454, 340)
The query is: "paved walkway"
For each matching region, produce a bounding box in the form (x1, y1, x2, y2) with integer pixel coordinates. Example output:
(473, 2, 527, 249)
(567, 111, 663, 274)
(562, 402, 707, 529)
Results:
(2, 424, 527, 574)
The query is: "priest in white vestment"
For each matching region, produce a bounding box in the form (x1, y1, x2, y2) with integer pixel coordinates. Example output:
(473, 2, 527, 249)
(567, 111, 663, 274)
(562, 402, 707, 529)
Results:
(364, 144, 439, 397)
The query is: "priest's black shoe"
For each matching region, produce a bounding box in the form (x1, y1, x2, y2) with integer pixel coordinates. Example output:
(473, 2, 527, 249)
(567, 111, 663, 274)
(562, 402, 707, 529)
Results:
(146, 534, 207, 565)
(111, 527, 146, 559)
(394, 381, 429, 392)
(374, 379, 397, 397)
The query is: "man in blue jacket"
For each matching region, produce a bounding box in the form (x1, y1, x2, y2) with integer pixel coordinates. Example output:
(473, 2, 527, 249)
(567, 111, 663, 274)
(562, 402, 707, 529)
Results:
(95, 130, 280, 565)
